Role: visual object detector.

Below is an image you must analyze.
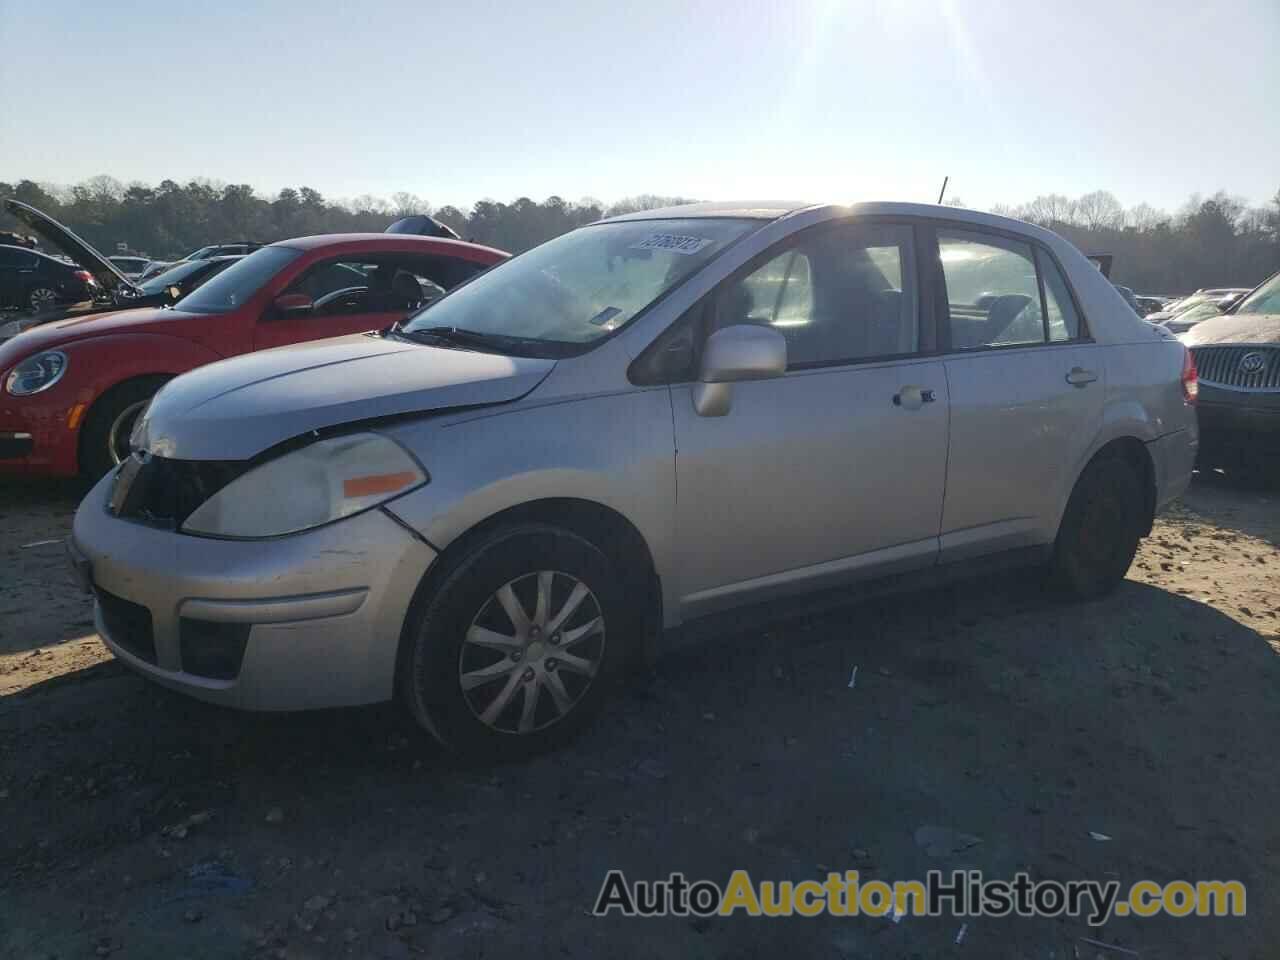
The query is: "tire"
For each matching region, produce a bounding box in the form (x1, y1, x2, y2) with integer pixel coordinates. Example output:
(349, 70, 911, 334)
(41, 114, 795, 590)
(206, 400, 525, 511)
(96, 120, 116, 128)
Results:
(79, 378, 168, 481)
(1051, 455, 1144, 600)
(399, 523, 631, 759)
(27, 286, 57, 312)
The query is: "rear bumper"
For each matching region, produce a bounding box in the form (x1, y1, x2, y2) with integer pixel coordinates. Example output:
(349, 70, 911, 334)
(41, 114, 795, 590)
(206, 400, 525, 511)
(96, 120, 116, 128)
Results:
(70, 473, 438, 710)
(1147, 426, 1198, 513)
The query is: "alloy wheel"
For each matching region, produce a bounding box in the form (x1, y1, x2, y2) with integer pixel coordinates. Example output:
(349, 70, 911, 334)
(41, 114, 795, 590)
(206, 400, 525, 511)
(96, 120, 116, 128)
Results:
(28, 287, 56, 311)
(458, 570, 606, 735)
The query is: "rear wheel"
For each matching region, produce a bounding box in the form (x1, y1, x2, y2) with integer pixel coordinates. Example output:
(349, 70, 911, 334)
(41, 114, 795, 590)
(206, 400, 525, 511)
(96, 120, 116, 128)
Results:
(27, 286, 57, 312)
(399, 524, 631, 759)
(1051, 455, 1144, 599)
(79, 378, 168, 481)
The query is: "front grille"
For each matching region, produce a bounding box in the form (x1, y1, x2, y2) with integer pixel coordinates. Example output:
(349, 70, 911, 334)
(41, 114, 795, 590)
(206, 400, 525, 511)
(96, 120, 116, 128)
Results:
(96, 588, 157, 663)
(110, 455, 248, 528)
(180, 618, 250, 680)
(1191, 345, 1280, 390)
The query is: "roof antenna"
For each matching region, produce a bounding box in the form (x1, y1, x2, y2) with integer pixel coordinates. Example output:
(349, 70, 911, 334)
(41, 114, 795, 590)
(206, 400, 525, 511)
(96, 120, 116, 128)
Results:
(937, 176, 949, 205)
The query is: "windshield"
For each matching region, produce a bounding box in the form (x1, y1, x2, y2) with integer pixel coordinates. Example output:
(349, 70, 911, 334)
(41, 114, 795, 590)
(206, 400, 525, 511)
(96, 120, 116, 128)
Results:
(137, 258, 214, 295)
(1235, 271, 1280, 316)
(175, 246, 300, 314)
(401, 218, 757, 353)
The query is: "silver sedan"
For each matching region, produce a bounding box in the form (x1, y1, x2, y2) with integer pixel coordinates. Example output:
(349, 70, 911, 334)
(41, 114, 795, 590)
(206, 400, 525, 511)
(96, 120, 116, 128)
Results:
(69, 201, 1199, 757)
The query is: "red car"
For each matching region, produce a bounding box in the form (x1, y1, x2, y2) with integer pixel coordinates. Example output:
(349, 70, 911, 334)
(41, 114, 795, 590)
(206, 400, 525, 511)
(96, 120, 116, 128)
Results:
(0, 203, 506, 479)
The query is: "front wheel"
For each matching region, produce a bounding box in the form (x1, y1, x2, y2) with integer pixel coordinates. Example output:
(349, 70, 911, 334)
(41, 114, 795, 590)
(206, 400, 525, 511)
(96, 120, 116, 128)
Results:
(400, 524, 630, 759)
(1051, 455, 1144, 600)
(79, 378, 167, 481)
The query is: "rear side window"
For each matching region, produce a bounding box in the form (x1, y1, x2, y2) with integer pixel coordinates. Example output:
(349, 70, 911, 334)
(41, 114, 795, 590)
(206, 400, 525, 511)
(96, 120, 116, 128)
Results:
(1036, 249, 1081, 341)
(0, 248, 37, 268)
(939, 230, 1044, 349)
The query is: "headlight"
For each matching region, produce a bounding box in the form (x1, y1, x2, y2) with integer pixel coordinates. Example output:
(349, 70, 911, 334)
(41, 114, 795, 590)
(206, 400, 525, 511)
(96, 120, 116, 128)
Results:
(5, 351, 68, 396)
(181, 433, 427, 538)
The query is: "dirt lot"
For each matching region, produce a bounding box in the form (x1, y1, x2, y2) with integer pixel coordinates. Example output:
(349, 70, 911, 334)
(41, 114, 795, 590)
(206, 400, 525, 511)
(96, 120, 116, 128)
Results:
(1, 474, 1277, 959)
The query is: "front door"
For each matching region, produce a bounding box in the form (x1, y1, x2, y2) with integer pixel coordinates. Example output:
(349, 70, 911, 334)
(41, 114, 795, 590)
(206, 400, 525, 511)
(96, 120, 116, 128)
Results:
(671, 221, 949, 620)
(934, 228, 1105, 560)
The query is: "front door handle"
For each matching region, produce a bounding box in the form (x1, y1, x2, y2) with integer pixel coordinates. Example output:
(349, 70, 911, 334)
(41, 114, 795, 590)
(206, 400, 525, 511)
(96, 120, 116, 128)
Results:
(1065, 367, 1098, 387)
(893, 385, 936, 410)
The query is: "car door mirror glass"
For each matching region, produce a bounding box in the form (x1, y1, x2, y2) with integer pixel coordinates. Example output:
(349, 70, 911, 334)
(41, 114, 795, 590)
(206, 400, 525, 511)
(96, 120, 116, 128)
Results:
(273, 293, 314, 317)
(699, 324, 787, 383)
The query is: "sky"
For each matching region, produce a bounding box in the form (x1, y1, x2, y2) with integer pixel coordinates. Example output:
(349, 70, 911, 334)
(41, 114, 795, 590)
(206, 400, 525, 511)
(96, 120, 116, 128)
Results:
(1, 0, 1277, 213)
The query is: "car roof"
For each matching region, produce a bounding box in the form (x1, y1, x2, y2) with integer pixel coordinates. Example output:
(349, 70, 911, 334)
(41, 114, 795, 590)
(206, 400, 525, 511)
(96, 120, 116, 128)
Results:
(600, 201, 816, 223)
(270, 233, 507, 260)
(598, 200, 1071, 245)
(1, 243, 61, 262)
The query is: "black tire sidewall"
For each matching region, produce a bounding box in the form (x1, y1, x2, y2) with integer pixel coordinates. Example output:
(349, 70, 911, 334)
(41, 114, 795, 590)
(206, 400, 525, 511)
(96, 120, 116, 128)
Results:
(79, 379, 166, 481)
(402, 524, 631, 759)
(1053, 456, 1143, 599)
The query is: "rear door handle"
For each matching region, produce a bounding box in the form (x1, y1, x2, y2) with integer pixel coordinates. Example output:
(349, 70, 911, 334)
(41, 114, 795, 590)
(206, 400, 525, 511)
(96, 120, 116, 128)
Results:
(892, 385, 936, 410)
(1065, 367, 1098, 387)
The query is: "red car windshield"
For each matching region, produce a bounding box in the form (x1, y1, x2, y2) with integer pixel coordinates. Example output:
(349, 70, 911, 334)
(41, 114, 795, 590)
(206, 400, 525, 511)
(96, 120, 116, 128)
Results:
(176, 246, 301, 315)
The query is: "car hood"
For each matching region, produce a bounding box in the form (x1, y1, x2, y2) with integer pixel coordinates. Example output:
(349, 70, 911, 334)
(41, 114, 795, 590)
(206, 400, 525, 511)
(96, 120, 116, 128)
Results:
(0, 305, 184, 358)
(1182, 312, 1280, 347)
(3, 199, 137, 296)
(134, 333, 557, 460)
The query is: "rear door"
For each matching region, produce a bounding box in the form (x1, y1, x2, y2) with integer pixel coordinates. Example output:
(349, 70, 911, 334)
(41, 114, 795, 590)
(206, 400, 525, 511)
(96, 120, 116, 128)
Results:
(934, 227, 1104, 560)
(671, 220, 950, 618)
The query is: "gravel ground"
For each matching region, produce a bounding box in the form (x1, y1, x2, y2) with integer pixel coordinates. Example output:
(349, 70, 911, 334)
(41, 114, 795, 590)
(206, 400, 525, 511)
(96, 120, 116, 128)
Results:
(0, 473, 1277, 959)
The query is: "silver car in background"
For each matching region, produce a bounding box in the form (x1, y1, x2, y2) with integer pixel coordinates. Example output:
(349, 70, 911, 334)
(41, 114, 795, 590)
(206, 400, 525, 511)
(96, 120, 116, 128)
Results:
(70, 201, 1199, 758)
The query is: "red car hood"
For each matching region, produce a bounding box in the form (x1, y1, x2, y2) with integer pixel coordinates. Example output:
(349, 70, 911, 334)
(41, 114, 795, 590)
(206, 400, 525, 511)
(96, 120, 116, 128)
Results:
(0, 307, 202, 363)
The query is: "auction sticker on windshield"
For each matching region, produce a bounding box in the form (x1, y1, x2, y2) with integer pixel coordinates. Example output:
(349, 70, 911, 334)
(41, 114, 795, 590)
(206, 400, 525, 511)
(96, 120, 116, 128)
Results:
(631, 233, 713, 255)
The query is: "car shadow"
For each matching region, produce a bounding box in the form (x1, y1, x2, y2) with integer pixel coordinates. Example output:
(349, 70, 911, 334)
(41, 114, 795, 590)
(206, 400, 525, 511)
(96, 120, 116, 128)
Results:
(1181, 470, 1280, 547)
(2, 571, 1277, 957)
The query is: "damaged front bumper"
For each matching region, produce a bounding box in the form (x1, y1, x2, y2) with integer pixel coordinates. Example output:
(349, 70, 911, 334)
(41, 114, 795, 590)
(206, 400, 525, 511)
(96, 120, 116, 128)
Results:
(70, 472, 437, 710)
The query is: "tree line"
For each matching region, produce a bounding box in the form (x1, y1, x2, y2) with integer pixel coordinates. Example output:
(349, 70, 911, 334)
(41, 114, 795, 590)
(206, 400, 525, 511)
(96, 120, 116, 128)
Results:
(1, 176, 1277, 295)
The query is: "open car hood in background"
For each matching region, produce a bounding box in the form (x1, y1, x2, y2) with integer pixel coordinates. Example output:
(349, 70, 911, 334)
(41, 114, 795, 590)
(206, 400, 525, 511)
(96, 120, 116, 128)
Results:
(3, 199, 137, 296)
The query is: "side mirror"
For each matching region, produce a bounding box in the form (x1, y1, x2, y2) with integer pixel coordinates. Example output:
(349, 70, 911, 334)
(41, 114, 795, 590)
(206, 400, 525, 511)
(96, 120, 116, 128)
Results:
(273, 293, 314, 317)
(693, 324, 787, 417)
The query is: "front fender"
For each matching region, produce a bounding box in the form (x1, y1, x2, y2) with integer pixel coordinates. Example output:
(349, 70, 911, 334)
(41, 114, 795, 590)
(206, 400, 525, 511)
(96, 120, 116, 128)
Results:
(381, 389, 680, 623)
(60, 332, 227, 411)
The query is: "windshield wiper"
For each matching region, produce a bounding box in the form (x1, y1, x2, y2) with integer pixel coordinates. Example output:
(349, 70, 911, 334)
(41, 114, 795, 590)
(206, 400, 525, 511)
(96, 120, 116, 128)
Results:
(398, 325, 563, 357)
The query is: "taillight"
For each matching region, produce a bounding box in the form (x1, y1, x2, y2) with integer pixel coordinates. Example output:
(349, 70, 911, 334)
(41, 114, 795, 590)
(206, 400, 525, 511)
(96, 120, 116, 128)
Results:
(73, 270, 94, 283)
(1181, 347, 1198, 404)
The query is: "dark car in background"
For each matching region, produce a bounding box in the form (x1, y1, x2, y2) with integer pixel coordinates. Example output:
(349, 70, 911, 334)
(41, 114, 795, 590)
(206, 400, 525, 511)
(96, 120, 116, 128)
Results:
(385, 214, 461, 240)
(1184, 269, 1280, 475)
(0, 255, 244, 342)
(182, 241, 264, 260)
(0, 245, 99, 311)
(107, 256, 151, 280)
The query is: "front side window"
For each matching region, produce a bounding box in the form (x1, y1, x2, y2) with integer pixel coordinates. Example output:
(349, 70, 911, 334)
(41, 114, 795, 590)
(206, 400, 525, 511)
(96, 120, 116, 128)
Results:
(400, 218, 756, 355)
(1235, 271, 1280, 316)
(940, 231, 1044, 349)
(286, 254, 486, 318)
(711, 223, 919, 368)
(176, 245, 301, 314)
